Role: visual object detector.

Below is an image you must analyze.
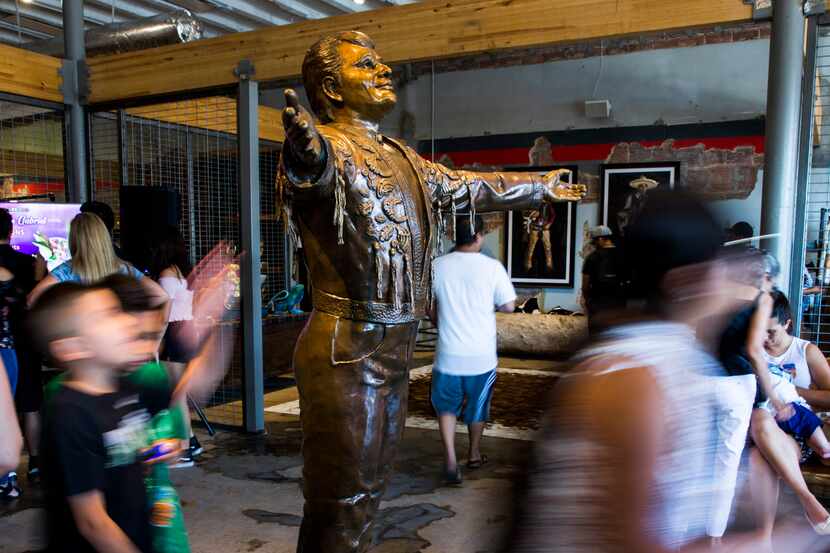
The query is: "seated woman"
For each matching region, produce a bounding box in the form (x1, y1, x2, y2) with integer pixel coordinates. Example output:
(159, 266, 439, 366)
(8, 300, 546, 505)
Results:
(756, 291, 830, 458)
(27, 212, 166, 307)
(750, 289, 830, 547)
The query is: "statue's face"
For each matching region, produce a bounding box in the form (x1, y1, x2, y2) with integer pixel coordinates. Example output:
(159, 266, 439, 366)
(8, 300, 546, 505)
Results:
(332, 41, 396, 120)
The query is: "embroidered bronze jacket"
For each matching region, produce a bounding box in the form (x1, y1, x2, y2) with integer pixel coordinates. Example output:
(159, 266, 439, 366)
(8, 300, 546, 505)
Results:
(278, 124, 547, 324)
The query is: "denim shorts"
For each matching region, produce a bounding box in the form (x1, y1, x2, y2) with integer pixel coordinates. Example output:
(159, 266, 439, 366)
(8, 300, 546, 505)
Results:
(0, 348, 17, 394)
(430, 368, 497, 424)
(778, 402, 822, 441)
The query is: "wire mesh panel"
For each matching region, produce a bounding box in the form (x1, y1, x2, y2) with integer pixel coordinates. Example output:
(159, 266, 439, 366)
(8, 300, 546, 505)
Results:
(259, 141, 287, 305)
(803, 27, 830, 351)
(90, 112, 120, 212)
(89, 96, 289, 429)
(0, 98, 66, 201)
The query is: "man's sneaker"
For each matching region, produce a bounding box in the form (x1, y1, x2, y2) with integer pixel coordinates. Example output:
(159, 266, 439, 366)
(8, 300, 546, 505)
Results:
(189, 436, 203, 458)
(172, 451, 194, 469)
(0, 472, 21, 500)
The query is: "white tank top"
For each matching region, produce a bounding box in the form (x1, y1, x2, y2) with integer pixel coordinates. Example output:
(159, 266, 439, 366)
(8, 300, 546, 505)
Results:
(764, 337, 811, 389)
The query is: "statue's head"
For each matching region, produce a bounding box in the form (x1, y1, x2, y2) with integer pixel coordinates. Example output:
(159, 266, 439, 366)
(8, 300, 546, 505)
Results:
(302, 31, 396, 124)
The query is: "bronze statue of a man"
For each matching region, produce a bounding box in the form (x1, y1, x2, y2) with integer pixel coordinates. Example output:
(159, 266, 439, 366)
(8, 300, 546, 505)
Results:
(278, 31, 585, 553)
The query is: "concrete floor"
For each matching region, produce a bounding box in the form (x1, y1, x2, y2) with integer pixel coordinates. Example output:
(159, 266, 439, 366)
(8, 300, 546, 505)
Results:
(1, 353, 829, 553)
(0, 423, 529, 553)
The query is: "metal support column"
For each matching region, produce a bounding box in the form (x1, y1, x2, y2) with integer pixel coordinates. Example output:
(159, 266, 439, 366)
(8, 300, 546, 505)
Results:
(117, 109, 129, 188)
(761, 0, 807, 286)
(237, 61, 264, 433)
(63, 0, 89, 203)
(790, 16, 820, 334)
(185, 130, 198, 268)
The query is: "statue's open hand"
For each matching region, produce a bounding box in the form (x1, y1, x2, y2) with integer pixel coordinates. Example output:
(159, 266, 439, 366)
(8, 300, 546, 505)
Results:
(283, 89, 323, 166)
(541, 168, 587, 203)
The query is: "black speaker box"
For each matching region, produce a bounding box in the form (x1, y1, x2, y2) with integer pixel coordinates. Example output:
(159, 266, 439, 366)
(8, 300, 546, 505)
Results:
(119, 186, 180, 273)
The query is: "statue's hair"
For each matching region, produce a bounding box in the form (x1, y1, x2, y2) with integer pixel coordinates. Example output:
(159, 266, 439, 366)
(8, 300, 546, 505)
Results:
(302, 31, 375, 122)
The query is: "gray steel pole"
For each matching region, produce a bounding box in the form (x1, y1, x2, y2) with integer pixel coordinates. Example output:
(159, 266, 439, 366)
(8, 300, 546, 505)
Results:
(237, 65, 264, 433)
(63, 0, 89, 203)
(789, 16, 819, 335)
(761, 0, 806, 287)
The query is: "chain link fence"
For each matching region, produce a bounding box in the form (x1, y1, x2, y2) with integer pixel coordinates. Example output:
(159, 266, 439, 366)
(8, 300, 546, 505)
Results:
(90, 95, 289, 428)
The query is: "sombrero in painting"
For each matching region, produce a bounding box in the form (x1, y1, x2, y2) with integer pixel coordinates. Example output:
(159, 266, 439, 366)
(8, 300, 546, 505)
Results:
(629, 176, 659, 191)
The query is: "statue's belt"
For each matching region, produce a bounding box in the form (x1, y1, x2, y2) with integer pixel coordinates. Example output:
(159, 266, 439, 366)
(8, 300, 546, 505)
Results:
(313, 289, 422, 325)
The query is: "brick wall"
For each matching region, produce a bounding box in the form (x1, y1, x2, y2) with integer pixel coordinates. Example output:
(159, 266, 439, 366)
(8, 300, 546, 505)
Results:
(438, 141, 763, 203)
(406, 22, 770, 78)
(604, 140, 763, 201)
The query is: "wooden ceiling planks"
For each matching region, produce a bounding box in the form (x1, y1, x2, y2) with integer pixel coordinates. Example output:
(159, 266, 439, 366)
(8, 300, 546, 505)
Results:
(87, 0, 754, 104)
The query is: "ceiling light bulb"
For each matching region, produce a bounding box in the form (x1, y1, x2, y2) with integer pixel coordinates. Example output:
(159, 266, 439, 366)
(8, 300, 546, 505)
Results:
(354, 0, 365, 4)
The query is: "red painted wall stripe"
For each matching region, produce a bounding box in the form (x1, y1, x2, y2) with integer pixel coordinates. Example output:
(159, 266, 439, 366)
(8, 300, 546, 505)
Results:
(425, 135, 765, 166)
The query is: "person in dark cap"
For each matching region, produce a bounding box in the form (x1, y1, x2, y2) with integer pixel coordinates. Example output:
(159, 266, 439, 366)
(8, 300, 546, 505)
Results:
(728, 221, 754, 244)
(429, 215, 516, 485)
(581, 225, 625, 333)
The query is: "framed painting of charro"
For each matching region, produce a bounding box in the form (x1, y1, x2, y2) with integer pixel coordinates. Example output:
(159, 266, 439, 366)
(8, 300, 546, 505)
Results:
(600, 162, 679, 239)
(504, 165, 579, 287)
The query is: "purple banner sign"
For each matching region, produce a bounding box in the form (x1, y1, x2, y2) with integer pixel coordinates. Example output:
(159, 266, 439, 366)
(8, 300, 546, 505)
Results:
(1, 202, 80, 271)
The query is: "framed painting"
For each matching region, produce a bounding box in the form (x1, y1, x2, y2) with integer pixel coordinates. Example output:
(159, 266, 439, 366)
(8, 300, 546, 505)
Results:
(600, 162, 679, 239)
(503, 165, 578, 287)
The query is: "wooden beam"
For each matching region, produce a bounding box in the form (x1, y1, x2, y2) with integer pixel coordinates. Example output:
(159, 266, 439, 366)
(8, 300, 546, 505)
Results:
(125, 97, 285, 142)
(88, 0, 753, 104)
(0, 43, 63, 103)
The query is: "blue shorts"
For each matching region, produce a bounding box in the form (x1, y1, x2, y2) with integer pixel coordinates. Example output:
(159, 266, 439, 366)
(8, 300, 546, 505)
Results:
(778, 402, 822, 440)
(0, 349, 17, 394)
(430, 369, 497, 424)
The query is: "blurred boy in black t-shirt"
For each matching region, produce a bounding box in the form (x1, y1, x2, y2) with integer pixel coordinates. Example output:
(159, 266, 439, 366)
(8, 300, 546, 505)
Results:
(36, 283, 160, 553)
(31, 249, 234, 553)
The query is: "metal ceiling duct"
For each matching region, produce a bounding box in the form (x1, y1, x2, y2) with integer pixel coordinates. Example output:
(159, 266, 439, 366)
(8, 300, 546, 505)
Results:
(26, 9, 202, 57)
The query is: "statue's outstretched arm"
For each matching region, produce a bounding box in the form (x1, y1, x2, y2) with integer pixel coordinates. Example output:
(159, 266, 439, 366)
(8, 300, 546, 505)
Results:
(280, 89, 329, 188)
(423, 159, 586, 212)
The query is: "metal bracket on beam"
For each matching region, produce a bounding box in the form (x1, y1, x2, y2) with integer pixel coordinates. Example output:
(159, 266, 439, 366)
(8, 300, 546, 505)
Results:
(234, 59, 256, 81)
(804, 0, 826, 16)
(746, 0, 772, 20)
(59, 59, 89, 105)
(747, 0, 827, 20)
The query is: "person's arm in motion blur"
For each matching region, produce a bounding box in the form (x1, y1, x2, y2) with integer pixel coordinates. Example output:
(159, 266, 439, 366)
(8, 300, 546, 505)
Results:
(27, 273, 58, 307)
(0, 362, 21, 473)
(796, 344, 830, 410)
(172, 247, 236, 404)
(497, 301, 515, 313)
(68, 491, 142, 553)
(582, 362, 669, 553)
(747, 293, 792, 419)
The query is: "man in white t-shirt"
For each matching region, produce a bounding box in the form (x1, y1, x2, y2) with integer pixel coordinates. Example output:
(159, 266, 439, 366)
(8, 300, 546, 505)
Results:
(430, 215, 516, 485)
